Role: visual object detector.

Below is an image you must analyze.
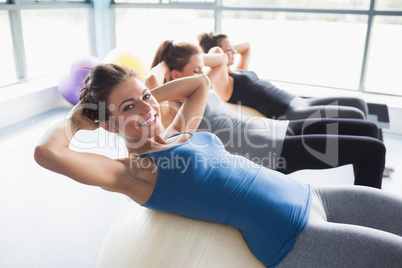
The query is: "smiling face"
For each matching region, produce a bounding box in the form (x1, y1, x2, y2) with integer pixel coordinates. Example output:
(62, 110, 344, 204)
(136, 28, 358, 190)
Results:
(106, 77, 163, 142)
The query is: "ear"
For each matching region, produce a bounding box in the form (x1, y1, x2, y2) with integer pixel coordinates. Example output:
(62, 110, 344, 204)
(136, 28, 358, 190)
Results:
(170, 70, 181, 80)
(99, 120, 119, 134)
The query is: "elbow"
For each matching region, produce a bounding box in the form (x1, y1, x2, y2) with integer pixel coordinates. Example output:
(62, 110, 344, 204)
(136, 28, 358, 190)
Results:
(34, 145, 53, 169)
(220, 53, 229, 66)
(145, 75, 157, 90)
(200, 74, 211, 90)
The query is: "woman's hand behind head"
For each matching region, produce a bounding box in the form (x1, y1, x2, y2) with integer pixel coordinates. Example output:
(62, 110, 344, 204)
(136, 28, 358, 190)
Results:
(69, 102, 100, 132)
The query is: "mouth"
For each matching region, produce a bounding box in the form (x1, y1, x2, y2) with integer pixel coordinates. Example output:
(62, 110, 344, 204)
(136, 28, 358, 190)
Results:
(139, 113, 157, 127)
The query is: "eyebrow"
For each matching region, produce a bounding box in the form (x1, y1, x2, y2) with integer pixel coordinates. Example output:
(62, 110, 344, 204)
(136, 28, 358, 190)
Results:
(118, 89, 149, 111)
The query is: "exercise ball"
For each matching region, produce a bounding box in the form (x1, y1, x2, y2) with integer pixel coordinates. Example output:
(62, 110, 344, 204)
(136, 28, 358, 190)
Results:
(97, 201, 264, 268)
(103, 48, 147, 78)
(58, 56, 102, 105)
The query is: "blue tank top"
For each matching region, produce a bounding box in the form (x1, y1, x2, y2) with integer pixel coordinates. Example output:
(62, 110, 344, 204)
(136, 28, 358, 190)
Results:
(141, 132, 311, 267)
(228, 71, 295, 119)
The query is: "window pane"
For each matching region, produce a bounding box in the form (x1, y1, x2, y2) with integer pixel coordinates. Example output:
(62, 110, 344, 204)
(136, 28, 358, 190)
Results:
(222, 12, 367, 90)
(376, 0, 402, 11)
(364, 16, 402, 95)
(114, 0, 159, 3)
(222, 0, 370, 9)
(21, 0, 87, 2)
(0, 11, 17, 87)
(170, 0, 214, 2)
(21, 8, 91, 79)
(115, 8, 214, 69)
(114, 0, 213, 3)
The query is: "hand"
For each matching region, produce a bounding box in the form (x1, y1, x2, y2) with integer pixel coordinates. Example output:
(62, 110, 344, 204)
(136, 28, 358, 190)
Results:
(68, 102, 100, 132)
(157, 61, 172, 82)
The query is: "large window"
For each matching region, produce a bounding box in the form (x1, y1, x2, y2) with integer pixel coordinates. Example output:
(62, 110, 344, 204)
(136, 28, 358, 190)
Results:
(1, 0, 92, 87)
(112, 0, 402, 96)
(365, 16, 402, 95)
(114, 8, 214, 68)
(1, 0, 402, 96)
(222, 0, 370, 9)
(222, 12, 367, 90)
(21, 8, 91, 79)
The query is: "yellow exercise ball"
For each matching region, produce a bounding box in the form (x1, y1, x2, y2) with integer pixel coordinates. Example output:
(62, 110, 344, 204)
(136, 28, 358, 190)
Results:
(103, 48, 147, 78)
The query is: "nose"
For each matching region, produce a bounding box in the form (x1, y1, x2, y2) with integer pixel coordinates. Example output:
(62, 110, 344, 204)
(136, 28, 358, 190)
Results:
(139, 100, 153, 115)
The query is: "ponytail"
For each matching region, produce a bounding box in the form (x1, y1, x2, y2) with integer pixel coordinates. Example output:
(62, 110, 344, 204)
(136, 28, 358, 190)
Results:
(151, 40, 174, 68)
(151, 40, 201, 72)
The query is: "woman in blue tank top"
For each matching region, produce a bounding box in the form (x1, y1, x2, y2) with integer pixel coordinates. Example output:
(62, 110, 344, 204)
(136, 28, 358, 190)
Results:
(35, 64, 402, 267)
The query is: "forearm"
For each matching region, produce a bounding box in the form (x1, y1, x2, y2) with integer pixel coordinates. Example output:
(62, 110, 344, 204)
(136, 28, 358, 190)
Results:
(34, 102, 99, 170)
(233, 42, 251, 71)
(233, 42, 250, 55)
(145, 62, 171, 90)
(152, 74, 210, 103)
(34, 119, 78, 170)
(203, 53, 228, 68)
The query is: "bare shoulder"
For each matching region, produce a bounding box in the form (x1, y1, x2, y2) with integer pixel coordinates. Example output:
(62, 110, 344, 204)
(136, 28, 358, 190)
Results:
(108, 156, 158, 205)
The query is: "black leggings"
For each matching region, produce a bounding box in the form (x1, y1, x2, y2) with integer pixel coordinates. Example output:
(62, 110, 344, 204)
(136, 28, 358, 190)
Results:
(278, 118, 386, 189)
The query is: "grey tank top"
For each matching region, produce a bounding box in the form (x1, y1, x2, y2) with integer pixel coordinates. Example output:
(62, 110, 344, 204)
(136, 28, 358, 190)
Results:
(197, 90, 289, 170)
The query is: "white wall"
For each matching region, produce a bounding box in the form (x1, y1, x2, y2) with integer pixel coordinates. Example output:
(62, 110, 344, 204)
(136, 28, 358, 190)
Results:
(0, 76, 70, 131)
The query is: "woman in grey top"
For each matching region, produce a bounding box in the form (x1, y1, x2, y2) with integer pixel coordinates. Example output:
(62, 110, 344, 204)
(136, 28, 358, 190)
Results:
(145, 40, 385, 188)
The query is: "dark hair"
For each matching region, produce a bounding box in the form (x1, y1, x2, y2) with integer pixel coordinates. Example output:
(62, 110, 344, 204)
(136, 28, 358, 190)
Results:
(197, 32, 228, 53)
(151, 40, 201, 71)
(79, 63, 141, 122)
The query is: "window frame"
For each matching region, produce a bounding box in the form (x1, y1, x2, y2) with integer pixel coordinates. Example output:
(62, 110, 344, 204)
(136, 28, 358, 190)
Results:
(111, 0, 402, 95)
(1, 0, 94, 83)
(1, 0, 402, 95)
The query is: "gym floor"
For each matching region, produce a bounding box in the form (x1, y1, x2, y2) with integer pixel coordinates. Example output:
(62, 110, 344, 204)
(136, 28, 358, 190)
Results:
(0, 107, 401, 268)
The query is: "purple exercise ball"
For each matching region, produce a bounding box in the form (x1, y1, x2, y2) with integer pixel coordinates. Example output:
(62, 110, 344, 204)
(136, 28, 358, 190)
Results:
(58, 56, 102, 105)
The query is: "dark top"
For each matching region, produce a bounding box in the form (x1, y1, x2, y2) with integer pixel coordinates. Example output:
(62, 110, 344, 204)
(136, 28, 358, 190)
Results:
(228, 71, 295, 119)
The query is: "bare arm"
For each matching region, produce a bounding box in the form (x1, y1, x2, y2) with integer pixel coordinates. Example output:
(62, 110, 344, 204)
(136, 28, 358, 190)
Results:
(204, 46, 233, 101)
(145, 61, 171, 90)
(233, 42, 251, 71)
(203, 51, 228, 85)
(151, 74, 210, 136)
(34, 104, 126, 189)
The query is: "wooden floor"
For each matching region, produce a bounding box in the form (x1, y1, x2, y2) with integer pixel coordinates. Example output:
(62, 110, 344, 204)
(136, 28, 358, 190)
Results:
(0, 108, 401, 268)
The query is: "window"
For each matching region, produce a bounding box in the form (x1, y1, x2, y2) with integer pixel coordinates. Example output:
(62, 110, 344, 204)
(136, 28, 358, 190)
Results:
(21, 0, 87, 2)
(114, 0, 159, 3)
(114, 8, 214, 68)
(2, 0, 402, 96)
(20, 8, 91, 79)
(114, 0, 214, 3)
(222, 0, 370, 10)
(364, 16, 402, 95)
(376, 0, 402, 11)
(0, 11, 17, 87)
(222, 11, 367, 90)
